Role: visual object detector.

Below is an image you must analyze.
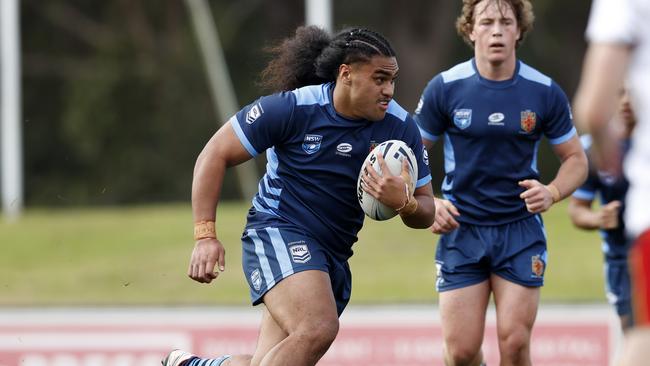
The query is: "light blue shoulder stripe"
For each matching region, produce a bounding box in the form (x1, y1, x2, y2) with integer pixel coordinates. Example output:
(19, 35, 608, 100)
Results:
(418, 126, 440, 142)
(580, 134, 592, 150)
(292, 84, 329, 106)
(518, 62, 552, 87)
(441, 61, 475, 83)
(549, 126, 577, 145)
(573, 188, 596, 201)
(386, 100, 408, 121)
(229, 117, 260, 157)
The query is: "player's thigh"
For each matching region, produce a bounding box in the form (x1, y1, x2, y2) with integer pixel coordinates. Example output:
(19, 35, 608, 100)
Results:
(491, 274, 539, 339)
(262, 269, 339, 336)
(439, 280, 491, 349)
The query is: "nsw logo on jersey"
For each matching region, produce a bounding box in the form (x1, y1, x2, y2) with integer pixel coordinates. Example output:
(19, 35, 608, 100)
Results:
(246, 103, 264, 124)
(289, 242, 311, 263)
(453, 109, 472, 129)
(520, 110, 537, 134)
(302, 134, 323, 154)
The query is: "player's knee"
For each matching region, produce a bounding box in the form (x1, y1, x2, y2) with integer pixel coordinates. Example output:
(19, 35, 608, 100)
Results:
(498, 327, 530, 360)
(294, 318, 339, 353)
(444, 342, 481, 365)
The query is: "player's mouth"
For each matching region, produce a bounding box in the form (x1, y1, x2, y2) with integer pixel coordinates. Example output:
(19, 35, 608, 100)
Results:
(378, 99, 390, 111)
(489, 42, 505, 50)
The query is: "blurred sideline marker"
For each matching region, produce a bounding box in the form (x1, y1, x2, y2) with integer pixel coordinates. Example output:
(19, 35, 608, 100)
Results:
(184, 0, 258, 200)
(1, 0, 23, 221)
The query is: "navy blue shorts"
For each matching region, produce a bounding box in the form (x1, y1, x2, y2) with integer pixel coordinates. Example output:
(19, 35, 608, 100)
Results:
(241, 208, 351, 316)
(435, 215, 548, 292)
(604, 257, 632, 316)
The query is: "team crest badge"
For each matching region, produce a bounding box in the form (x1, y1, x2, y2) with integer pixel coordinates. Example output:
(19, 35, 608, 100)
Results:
(250, 268, 262, 291)
(289, 243, 311, 263)
(453, 109, 472, 130)
(368, 140, 378, 153)
(531, 254, 545, 278)
(520, 110, 537, 134)
(302, 134, 322, 154)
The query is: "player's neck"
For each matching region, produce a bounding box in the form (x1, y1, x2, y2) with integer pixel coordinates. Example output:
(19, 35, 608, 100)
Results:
(474, 55, 517, 81)
(332, 84, 357, 120)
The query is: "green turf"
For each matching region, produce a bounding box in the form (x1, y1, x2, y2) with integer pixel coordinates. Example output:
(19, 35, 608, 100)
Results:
(0, 201, 604, 306)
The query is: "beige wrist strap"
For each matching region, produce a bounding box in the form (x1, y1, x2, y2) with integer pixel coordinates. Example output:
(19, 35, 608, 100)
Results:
(194, 221, 216, 240)
(397, 196, 419, 217)
(396, 183, 418, 217)
(546, 184, 561, 203)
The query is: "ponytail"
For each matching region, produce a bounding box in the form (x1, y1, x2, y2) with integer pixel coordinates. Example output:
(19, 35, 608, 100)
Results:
(260, 26, 396, 93)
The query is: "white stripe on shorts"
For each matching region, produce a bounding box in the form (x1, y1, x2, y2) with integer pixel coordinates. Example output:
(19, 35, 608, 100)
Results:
(248, 229, 275, 289)
(266, 227, 294, 276)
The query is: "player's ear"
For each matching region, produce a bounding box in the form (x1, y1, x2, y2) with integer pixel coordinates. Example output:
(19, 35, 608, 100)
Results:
(338, 64, 352, 85)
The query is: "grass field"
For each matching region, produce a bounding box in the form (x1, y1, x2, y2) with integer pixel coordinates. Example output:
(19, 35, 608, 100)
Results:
(0, 201, 604, 306)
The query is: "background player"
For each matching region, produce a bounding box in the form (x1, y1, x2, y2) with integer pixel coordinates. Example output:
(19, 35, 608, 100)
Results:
(414, 1, 587, 365)
(163, 26, 435, 366)
(574, 0, 650, 364)
(569, 89, 636, 332)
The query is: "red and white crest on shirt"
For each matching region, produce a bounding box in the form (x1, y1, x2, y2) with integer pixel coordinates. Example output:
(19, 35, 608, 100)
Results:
(369, 140, 378, 153)
(520, 110, 537, 133)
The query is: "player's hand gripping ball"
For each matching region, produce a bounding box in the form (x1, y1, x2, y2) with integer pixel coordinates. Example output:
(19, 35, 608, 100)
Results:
(357, 140, 418, 220)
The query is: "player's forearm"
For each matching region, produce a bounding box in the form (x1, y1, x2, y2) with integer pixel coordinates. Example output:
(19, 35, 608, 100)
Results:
(550, 152, 588, 202)
(191, 149, 227, 224)
(400, 194, 435, 228)
(568, 203, 601, 230)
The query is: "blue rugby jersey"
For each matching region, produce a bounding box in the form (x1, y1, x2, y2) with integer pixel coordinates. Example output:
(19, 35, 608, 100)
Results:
(414, 59, 576, 225)
(573, 135, 631, 259)
(230, 82, 432, 260)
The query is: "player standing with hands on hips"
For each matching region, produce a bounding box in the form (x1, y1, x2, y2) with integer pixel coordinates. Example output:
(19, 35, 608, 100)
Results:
(414, 0, 587, 365)
(162, 26, 435, 366)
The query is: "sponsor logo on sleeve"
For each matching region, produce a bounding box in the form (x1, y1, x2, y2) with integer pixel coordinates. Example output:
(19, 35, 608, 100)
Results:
(422, 145, 429, 166)
(415, 97, 424, 115)
(246, 103, 264, 124)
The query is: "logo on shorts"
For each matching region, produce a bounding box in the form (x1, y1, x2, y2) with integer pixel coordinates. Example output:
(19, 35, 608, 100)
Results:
(246, 103, 264, 124)
(453, 109, 472, 130)
(531, 254, 545, 278)
(250, 268, 262, 291)
(289, 242, 311, 263)
(302, 134, 322, 154)
(435, 260, 445, 289)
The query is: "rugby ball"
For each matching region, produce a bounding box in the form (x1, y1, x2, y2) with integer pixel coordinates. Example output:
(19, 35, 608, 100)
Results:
(357, 140, 418, 220)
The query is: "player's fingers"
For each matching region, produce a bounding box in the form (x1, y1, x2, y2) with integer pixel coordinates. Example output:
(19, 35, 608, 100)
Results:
(204, 259, 217, 281)
(399, 159, 411, 181)
(431, 222, 443, 234)
(518, 180, 534, 189)
(376, 153, 391, 177)
(365, 161, 380, 180)
(218, 248, 226, 272)
(445, 201, 461, 216)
